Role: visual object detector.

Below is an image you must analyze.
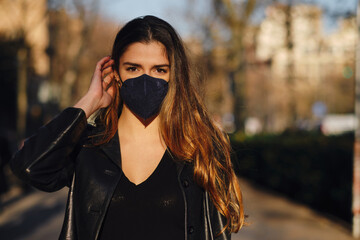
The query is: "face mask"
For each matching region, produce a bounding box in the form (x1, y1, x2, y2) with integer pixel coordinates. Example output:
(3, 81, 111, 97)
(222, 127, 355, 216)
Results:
(118, 74, 169, 120)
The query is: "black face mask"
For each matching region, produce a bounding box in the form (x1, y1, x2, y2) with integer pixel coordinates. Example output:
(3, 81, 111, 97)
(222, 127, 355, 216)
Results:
(119, 74, 169, 120)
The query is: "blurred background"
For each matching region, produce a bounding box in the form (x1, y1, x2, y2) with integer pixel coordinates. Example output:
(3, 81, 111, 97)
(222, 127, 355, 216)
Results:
(0, 0, 358, 239)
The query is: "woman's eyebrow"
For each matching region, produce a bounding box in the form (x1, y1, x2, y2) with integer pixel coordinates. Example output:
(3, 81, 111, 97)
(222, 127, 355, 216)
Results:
(123, 62, 141, 67)
(154, 64, 170, 68)
(123, 62, 170, 68)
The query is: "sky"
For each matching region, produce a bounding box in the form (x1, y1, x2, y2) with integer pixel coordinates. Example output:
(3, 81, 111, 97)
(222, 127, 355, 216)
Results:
(301, 0, 358, 33)
(99, 0, 206, 37)
(99, 0, 358, 37)
(100, 0, 185, 23)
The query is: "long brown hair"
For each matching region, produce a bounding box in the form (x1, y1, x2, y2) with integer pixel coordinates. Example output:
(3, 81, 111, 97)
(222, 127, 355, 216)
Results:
(95, 15, 245, 234)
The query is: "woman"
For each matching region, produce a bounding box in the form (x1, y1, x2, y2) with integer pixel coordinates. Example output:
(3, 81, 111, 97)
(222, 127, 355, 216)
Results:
(10, 15, 245, 240)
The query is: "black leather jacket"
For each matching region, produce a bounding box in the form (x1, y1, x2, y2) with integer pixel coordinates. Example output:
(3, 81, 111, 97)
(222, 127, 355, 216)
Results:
(10, 108, 230, 240)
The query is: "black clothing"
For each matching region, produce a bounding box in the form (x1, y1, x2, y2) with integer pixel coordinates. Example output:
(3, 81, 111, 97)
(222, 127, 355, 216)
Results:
(10, 108, 231, 240)
(0, 135, 11, 194)
(99, 150, 184, 240)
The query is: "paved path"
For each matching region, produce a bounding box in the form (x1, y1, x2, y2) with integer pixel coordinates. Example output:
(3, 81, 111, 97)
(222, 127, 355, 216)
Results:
(0, 179, 355, 240)
(234, 179, 354, 240)
(0, 188, 67, 240)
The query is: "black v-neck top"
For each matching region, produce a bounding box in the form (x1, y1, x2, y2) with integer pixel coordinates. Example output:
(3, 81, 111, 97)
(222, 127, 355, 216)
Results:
(98, 149, 185, 240)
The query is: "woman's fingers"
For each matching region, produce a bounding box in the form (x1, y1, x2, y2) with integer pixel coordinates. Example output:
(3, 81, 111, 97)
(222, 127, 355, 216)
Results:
(101, 61, 114, 77)
(101, 61, 114, 83)
(101, 58, 114, 70)
(99, 78, 116, 108)
(103, 72, 114, 85)
(106, 82, 116, 100)
(97, 56, 111, 72)
(75, 56, 115, 116)
(93, 56, 112, 84)
(101, 58, 114, 85)
(101, 66, 114, 81)
(102, 74, 114, 90)
(95, 56, 116, 103)
(104, 77, 115, 92)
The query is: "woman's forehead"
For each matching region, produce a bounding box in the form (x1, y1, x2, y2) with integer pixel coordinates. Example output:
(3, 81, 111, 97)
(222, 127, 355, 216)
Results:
(120, 41, 168, 64)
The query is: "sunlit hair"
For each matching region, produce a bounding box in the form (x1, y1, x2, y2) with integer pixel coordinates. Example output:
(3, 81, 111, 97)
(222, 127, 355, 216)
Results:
(94, 15, 245, 234)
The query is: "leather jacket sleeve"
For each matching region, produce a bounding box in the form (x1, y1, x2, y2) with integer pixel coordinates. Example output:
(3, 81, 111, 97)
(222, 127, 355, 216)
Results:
(10, 107, 87, 192)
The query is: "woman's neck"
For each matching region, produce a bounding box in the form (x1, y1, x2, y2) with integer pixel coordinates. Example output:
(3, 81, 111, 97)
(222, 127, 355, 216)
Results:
(117, 105, 162, 142)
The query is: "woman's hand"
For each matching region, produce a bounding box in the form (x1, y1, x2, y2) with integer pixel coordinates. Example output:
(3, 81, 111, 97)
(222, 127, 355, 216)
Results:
(74, 56, 115, 118)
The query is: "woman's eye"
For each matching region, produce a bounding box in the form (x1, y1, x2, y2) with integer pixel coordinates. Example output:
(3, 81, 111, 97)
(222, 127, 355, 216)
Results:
(156, 68, 167, 74)
(126, 67, 137, 72)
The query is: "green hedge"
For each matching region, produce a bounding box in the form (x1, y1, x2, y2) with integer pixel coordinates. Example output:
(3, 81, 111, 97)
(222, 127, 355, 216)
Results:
(230, 132, 353, 223)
